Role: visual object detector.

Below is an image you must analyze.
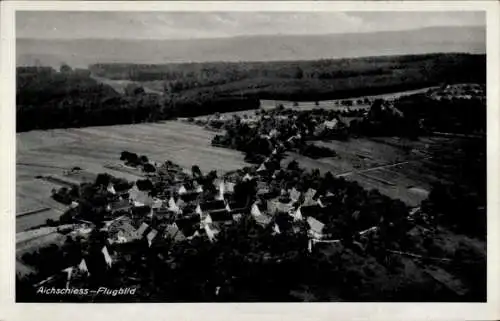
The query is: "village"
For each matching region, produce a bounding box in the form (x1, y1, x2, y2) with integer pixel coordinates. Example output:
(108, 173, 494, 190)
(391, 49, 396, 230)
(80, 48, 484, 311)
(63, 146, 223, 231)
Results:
(25, 136, 409, 294)
(16, 84, 485, 301)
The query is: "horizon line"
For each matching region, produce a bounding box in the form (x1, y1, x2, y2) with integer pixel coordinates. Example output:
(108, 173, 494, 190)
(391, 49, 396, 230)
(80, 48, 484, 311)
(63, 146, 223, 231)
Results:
(16, 24, 485, 41)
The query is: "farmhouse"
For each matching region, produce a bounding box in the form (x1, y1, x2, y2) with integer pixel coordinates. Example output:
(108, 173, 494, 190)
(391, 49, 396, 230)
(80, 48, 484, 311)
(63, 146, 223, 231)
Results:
(267, 198, 294, 215)
(109, 199, 132, 214)
(164, 223, 186, 242)
(307, 216, 325, 239)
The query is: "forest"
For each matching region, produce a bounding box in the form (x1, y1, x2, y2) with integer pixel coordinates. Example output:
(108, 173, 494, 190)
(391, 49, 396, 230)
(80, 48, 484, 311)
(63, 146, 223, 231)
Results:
(16, 66, 259, 132)
(17, 53, 485, 132)
(89, 53, 485, 100)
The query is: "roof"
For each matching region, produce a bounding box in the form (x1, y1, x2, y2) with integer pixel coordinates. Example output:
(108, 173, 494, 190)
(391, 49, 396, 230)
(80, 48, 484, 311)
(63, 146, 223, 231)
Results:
(229, 200, 247, 209)
(164, 224, 186, 242)
(209, 210, 233, 222)
(201, 200, 226, 212)
(254, 214, 272, 226)
(132, 205, 151, 216)
(225, 182, 235, 193)
(136, 222, 150, 236)
(304, 188, 317, 201)
(232, 213, 243, 221)
(108, 217, 138, 241)
(180, 191, 200, 202)
(267, 199, 294, 214)
(151, 199, 163, 209)
(175, 215, 200, 237)
(289, 188, 301, 201)
(301, 204, 323, 218)
(110, 199, 131, 211)
(323, 119, 338, 129)
(229, 207, 249, 216)
(307, 216, 325, 234)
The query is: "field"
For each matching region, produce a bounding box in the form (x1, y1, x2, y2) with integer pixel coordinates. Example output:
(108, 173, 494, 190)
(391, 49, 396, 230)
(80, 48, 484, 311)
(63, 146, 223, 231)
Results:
(284, 136, 464, 207)
(16, 121, 247, 231)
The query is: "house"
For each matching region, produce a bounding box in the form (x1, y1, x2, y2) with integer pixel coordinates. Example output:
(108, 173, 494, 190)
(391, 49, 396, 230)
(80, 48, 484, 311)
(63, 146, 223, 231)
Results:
(131, 205, 152, 218)
(175, 215, 200, 238)
(224, 181, 235, 193)
(253, 213, 272, 227)
(151, 198, 163, 209)
(307, 216, 325, 239)
(304, 188, 317, 203)
(267, 198, 294, 215)
(290, 206, 303, 221)
(232, 213, 243, 222)
(146, 229, 158, 247)
(164, 223, 186, 242)
(109, 199, 132, 214)
(200, 200, 227, 214)
(228, 200, 248, 212)
(289, 188, 301, 203)
(167, 196, 182, 214)
(178, 185, 187, 195)
(208, 209, 233, 224)
(301, 204, 324, 219)
(204, 223, 221, 242)
(256, 163, 267, 173)
(128, 185, 153, 207)
(108, 217, 138, 243)
(179, 190, 201, 203)
(323, 119, 339, 130)
(107, 183, 116, 195)
(251, 202, 263, 217)
(176, 198, 187, 210)
(135, 222, 150, 238)
(274, 215, 294, 234)
(250, 202, 272, 226)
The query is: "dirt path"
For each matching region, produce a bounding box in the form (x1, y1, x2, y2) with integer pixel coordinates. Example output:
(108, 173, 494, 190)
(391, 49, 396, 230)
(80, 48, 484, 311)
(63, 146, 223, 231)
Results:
(336, 157, 433, 178)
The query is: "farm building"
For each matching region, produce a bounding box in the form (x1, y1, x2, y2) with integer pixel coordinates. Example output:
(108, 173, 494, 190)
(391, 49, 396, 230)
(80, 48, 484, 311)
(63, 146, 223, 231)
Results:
(164, 223, 186, 242)
(307, 216, 325, 239)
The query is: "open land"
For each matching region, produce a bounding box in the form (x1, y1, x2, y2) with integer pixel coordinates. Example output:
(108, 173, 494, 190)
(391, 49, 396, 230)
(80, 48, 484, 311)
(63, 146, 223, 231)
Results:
(284, 136, 459, 207)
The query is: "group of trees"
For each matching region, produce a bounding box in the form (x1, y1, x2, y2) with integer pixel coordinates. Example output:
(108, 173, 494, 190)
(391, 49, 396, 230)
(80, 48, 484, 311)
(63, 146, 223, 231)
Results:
(17, 53, 485, 132)
(16, 66, 260, 132)
(89, 53, 485, 102)
(394, 93, 486, 135)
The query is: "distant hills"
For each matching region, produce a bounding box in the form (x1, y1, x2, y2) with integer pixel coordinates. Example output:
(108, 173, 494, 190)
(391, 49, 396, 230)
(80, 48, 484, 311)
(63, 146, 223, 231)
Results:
(17, 26, 485, 68)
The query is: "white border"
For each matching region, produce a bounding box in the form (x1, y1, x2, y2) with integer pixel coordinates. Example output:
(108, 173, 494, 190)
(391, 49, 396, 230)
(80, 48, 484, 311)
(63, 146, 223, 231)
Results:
(1, 2, 499, 321)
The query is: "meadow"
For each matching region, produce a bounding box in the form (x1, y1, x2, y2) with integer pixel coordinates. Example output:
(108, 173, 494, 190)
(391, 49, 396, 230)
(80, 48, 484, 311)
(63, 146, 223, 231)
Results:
(284, 136, 467, 207)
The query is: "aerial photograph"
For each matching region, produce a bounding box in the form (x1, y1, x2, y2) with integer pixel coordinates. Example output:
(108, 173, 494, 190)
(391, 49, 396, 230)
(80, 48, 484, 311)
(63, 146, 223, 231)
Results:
(15, 11, 486, 302)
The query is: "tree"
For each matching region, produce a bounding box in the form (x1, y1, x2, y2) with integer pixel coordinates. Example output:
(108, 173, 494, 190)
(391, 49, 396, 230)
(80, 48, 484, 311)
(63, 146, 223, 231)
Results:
(143, 163, 156, 173)
(287, 160, 300, 171)
(191, 165, 203, 179)
(60, 63, 72, 73)
(295, 67, 304, 80)
(95, 173, 112, 187)
(140, 155, 149, 164)
(136, 179, 154, 191)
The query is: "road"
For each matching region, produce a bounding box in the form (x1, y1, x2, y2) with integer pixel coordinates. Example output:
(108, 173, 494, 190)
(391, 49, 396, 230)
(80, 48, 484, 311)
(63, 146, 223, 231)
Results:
(335, 157, 433, 178)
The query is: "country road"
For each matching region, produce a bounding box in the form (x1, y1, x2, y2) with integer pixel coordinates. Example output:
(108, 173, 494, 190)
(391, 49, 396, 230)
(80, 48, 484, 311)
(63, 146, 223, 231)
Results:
(335, 157, 433, 178)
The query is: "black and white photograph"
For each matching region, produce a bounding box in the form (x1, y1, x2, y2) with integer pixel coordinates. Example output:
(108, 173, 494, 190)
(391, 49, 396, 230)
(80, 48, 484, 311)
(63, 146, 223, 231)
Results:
(5, 1, 496, 311)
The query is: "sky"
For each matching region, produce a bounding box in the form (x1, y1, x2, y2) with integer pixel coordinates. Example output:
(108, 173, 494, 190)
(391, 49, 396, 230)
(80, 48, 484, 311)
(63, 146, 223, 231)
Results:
(16, 11, 485, 40)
